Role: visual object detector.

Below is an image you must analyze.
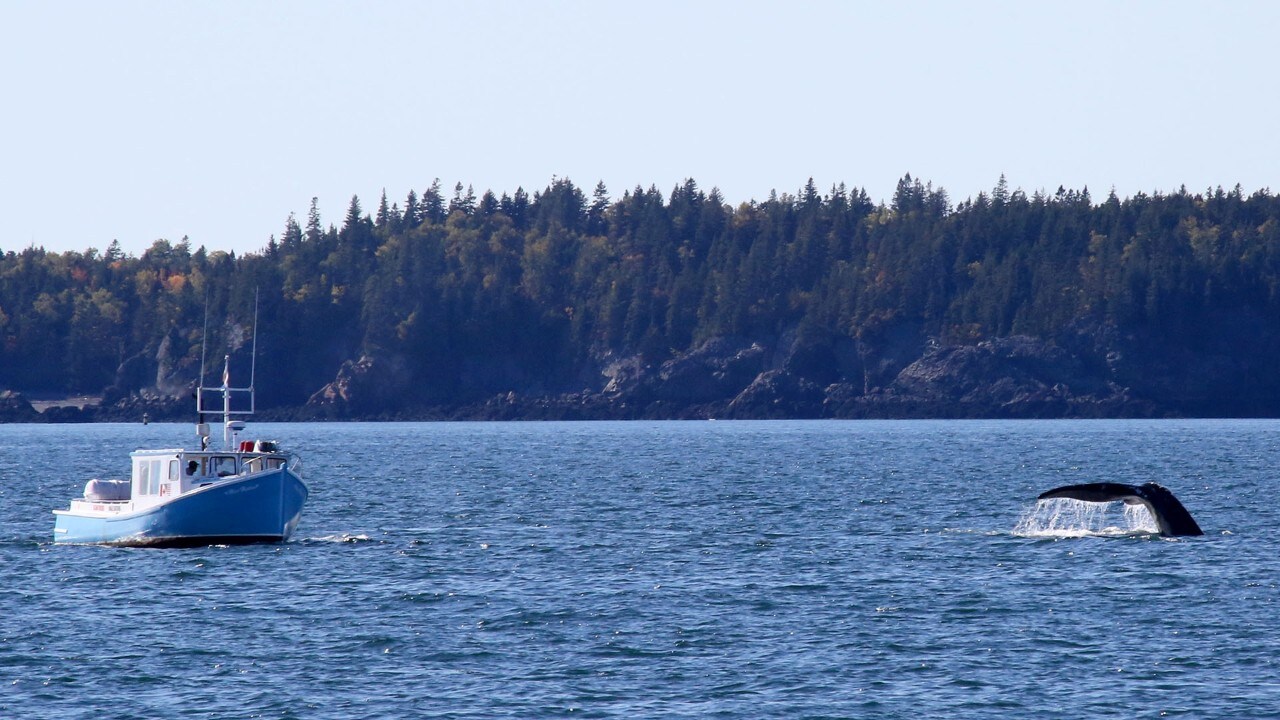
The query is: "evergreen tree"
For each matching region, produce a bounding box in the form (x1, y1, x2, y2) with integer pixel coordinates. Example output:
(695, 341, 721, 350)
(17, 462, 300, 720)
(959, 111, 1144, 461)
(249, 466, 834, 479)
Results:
(422, 180, 445, 224)
(3, 175, 1280, 416)
(402, 189, 420, 228)
(588, 181, 610, 235)
(375, 190, 391, 230)
(305, 197, 323, 244)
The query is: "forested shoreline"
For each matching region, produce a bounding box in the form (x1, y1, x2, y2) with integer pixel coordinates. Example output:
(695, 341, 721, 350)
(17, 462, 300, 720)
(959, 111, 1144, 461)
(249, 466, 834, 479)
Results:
(3, 175, 1280, 421)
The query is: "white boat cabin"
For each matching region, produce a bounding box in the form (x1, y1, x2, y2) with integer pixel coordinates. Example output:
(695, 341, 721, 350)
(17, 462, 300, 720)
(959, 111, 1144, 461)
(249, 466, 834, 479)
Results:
(66, 440, 289, 517)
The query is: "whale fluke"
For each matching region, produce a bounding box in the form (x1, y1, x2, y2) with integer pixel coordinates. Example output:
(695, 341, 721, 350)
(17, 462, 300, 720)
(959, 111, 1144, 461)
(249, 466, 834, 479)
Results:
(1037, 482, 1203, 537)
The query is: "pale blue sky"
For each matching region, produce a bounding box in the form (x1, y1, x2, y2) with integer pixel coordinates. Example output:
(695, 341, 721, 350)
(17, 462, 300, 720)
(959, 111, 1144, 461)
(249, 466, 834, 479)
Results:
(3, 1, 1277, 256)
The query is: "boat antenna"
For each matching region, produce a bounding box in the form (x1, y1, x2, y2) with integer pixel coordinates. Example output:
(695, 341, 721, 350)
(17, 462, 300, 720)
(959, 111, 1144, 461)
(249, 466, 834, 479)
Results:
(222, 352, 233, 449)
(199, 293, 209, 387)
(197, 293, 210, 449)
(193, 292, 255, 451)
(250, 287, 259, 391)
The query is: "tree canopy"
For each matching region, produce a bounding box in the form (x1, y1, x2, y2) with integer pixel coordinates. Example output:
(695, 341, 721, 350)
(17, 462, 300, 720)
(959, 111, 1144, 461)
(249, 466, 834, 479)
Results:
(3, 176, 1279, 414)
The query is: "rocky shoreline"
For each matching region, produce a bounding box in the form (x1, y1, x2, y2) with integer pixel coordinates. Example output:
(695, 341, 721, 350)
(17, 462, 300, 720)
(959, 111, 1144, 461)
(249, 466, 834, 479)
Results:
(4, 325, 1204, 423)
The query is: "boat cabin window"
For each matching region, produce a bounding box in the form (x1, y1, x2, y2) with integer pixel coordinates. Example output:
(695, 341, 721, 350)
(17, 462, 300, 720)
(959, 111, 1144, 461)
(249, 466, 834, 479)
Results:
(169, 459, 180, 482)
(135, 457, 172, 496)
(245, 455, 284, 473)
(210, 456, 238, 477)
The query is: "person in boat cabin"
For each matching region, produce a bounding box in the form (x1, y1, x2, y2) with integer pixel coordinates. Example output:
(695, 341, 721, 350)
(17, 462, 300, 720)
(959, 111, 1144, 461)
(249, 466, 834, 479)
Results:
(187, 460, 199, 477)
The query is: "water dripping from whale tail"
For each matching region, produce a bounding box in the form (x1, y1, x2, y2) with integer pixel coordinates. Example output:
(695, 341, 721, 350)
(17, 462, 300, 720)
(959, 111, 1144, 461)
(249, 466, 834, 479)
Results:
(1035, 482, 1203, 537)
(1017, 482, 1203, 538)
(1013, 497, 1159, 538)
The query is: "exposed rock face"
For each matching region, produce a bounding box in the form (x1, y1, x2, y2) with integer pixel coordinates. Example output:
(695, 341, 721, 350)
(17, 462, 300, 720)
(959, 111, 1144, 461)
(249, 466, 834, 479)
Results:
(0, 391, 38, 422)
(100, 330, 199, 414)
(600, 355, 649, 395)
(112, 352, 153, 397)
(306, 354, 413, 416)
(229, 326, 1171, 420)
(724, 369, 825, 419)
(869, 335, 1150, 417)
(649, 338, 767, 403)
(853, 319, 927, 392)
(430, 330, 1153, 420)
(495, 331, 1154, 420)
(588, 338, 767, 417)
(155, 331, 192, 396)
(92, 391, 189, 423)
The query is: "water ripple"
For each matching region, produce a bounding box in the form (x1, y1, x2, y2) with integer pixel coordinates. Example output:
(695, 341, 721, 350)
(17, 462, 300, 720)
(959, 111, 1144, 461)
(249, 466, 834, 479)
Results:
(3, 420, 1280, 718)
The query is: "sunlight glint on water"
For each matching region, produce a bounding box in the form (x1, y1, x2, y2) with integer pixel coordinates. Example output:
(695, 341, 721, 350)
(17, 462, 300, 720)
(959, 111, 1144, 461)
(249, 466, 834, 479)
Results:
(1013, 498, 1159, 537)
(5, 419, 1280, 719)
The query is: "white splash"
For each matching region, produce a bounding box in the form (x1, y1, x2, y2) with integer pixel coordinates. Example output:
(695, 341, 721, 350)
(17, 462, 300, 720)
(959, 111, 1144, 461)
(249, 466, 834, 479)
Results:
(1013, 498, 1158, 538)
(308, 533, 373, 543)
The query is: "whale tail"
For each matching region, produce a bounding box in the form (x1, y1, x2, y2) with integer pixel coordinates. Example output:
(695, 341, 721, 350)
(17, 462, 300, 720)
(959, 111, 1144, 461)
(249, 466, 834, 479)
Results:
(1037, 482, 1203, 537)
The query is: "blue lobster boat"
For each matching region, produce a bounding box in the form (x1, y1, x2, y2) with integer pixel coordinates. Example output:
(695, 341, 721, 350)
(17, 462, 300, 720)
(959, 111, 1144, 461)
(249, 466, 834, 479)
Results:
(53, 352, 308, 547)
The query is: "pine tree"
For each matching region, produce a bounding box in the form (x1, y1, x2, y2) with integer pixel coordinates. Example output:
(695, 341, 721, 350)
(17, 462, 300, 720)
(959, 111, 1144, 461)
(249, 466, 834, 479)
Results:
(422, 180, 445, 224)
(305, 197, 323, 244)
(282, 213, 302, 249)
(375, 189, 391, 229)
(402, 189, 420, 228)
(588, 181, 610, 235)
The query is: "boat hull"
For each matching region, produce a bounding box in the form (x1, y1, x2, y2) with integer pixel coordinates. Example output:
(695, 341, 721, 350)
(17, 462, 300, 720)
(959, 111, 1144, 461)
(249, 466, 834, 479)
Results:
(53, 469, 307, 547)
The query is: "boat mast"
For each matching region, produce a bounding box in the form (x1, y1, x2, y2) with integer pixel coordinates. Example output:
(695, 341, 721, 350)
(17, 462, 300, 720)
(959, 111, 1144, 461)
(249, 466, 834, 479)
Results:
(196, 298, 256, 452)
(197, 297, 211, 450)
(221, 354, 235, 449)
(250, 289, 258, 392)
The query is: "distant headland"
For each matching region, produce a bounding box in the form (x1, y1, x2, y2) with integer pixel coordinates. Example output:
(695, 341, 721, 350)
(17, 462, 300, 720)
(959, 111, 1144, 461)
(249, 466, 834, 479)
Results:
(3, 176, 1278, 421)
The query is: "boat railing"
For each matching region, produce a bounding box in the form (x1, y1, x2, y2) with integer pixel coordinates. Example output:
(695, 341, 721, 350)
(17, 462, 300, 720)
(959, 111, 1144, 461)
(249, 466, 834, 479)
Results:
(242, 453, 289, 474)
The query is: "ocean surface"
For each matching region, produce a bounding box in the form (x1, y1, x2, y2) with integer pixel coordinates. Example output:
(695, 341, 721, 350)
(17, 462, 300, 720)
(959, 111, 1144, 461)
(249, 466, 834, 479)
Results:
(3, 419, 1280, 719)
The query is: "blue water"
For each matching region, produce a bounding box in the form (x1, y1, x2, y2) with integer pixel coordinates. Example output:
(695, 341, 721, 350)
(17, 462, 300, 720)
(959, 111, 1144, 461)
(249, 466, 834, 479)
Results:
(3, 420, 1280, 718)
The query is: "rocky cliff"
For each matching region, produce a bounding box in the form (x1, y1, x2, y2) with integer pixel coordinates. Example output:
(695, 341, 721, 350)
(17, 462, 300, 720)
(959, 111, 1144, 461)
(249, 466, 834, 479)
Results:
(290, 321, 1181, 421)
(9, 319, 1262, 422)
